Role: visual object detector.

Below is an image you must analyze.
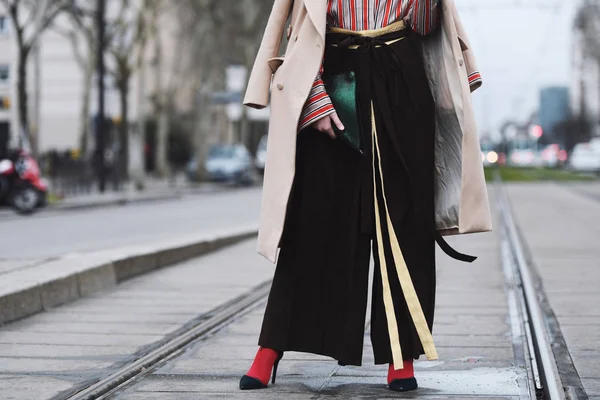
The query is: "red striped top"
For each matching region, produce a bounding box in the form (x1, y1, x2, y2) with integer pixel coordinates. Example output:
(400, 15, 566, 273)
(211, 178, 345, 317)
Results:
(299, 0, 441, 130)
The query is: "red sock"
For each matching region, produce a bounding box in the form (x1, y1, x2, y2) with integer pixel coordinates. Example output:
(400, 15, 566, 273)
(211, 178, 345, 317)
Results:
(246, 347, 280, 385)
(387, 360, 415, 384)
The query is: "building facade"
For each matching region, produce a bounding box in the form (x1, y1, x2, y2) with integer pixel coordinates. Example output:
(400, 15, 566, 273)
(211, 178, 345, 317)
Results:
(0, 1, 202, 155)
(0, 12, 13, 153)
(539, 86, 570, 139)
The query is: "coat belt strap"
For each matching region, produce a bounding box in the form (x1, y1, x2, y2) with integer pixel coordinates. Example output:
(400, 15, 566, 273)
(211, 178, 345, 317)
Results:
(435, 231, 477, 263)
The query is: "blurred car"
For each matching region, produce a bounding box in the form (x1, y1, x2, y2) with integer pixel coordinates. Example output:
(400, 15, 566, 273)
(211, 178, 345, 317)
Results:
(569, 143, 600, 172)
(509, 148, 538, 167)
(540, 144, 568, 168)
(255, 135, 267, 175)
(187, 144, 254, 185)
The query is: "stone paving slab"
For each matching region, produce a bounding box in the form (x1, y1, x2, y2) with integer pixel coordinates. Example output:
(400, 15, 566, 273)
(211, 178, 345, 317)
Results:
(4, 322, 181, 335)
(113, 203, 531, 400)
(582, 378, 600, 398)
(2, 375, 74, 400)
(0, 239, 273, 400)
(0, 343, 137, 358)
(506, 182, 600, 397)
(0, 225, 257, 325)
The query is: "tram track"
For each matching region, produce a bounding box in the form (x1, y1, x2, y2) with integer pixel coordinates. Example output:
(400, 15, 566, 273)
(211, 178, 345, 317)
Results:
(496, 180, 588, 400)
(57, 280, 272, 400)
(54, 180, 589, 400)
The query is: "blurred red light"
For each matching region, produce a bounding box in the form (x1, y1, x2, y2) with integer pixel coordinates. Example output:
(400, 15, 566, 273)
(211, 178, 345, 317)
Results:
(558, 150, 568, 162)
(532, 125, 543, 138)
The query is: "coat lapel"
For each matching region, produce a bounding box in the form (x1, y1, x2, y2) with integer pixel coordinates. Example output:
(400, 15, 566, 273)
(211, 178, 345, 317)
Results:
(304, 0, 327, 41)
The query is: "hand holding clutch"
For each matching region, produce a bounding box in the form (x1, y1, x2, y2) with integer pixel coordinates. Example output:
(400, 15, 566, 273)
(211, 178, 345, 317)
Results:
(312, 111, 345, 140)
(322, 71, 364, 155)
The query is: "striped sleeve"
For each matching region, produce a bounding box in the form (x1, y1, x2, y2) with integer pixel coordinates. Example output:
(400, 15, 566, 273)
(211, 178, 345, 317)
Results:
(409, 0, 440, 36)
(468, 71, 482, 92)
(298, 64, 335, 131)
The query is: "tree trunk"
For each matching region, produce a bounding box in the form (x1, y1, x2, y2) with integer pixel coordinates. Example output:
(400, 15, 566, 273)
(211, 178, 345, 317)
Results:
(239, 105, 251, 150)
(194, 86, 212, 181)
(154, 33, 168, 178)
(156, 103, 169, 177)
(80, 58, 94, 155)
(17, 50, 31, 153)
(118, 77, 130, 181)
(241, 46, 259, 154)
(597, 62, 600, 128)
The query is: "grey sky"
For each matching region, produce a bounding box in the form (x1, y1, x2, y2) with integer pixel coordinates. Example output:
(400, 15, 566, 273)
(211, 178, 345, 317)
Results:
(456, 0, 576, 140)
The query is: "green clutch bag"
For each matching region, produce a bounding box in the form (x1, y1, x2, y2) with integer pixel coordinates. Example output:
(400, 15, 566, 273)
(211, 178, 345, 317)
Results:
(322, 71, 364, 155)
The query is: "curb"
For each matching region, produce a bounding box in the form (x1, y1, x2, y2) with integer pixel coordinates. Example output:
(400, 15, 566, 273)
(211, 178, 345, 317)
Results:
(0, 185, 257, 220)
(0, 192, 182, 220)
(50, 192, 183, 212)
(0, 228, 258, 326)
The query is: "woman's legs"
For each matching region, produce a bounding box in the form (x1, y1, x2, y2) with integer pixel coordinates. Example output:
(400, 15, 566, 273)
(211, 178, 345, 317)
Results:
(257, 127, 372, 366)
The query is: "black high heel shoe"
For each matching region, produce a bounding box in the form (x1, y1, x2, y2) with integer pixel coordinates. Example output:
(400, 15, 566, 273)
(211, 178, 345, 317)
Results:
(389, 377, 418, 392)
(239, 352, 283, 390)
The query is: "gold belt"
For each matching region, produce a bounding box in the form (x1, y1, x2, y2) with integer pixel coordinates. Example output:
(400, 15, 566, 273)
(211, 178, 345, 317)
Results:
(328, 20, 408, 49)
(328, 19, 407, 37)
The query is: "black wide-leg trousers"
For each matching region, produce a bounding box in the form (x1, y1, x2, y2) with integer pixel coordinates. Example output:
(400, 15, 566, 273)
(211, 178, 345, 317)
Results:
(258, 29, 436, 366)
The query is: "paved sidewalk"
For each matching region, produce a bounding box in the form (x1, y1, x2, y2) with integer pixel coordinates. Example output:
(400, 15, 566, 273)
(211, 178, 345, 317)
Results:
(506, 182, 600, 398)
(0, 240, 272, 400)
(113, 201, 530, 399)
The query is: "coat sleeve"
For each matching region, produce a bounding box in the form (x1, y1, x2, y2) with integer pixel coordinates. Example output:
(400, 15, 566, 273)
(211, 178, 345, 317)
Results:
(451, 2, 482, 92)
(243, 0, 293, 109)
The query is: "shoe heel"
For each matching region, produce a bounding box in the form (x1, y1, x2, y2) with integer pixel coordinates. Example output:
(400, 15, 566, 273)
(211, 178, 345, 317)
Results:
(271, 353, 283, 384)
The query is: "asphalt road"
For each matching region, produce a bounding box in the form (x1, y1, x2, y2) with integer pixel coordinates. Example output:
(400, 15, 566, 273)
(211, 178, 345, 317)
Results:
(0, 188, 262, 259)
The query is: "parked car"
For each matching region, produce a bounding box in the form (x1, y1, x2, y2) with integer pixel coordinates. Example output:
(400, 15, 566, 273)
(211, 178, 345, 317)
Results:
(509, 148, 539, 167)
(540, 144, 568, 168)
(569, 143, 600, 172)
(255, 135, 267, 175)
(187, 144, 254, 185)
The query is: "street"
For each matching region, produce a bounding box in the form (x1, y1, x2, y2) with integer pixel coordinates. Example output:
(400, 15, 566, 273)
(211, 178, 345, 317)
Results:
(0, 182, 599, 399)
(0, 187, 261, 259)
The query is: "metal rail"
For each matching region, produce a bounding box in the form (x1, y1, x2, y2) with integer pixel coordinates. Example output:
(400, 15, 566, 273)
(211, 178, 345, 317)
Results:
(61, 179, 586, 400)
(64, 280, 272, 400)
(496, 182, 566, 400)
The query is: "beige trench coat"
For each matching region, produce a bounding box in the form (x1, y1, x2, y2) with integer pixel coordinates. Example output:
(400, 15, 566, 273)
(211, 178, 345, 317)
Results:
(244, 0, 492, 263)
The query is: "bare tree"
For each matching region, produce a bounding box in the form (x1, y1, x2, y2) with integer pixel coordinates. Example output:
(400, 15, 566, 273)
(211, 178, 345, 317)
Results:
(147, 0, 168, 178)
(575, 0, 600, 120)
(173, 0, 271, 180)
(104, 0, 148, 179)
(227, 1, 271, 148)
(174, 0, 224, 181)
(1, 0, 71, 154)
(58, 1, 97, 155)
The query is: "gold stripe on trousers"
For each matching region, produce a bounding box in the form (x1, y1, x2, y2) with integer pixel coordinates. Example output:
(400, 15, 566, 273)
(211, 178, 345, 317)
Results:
(370, 102, 438, 370)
